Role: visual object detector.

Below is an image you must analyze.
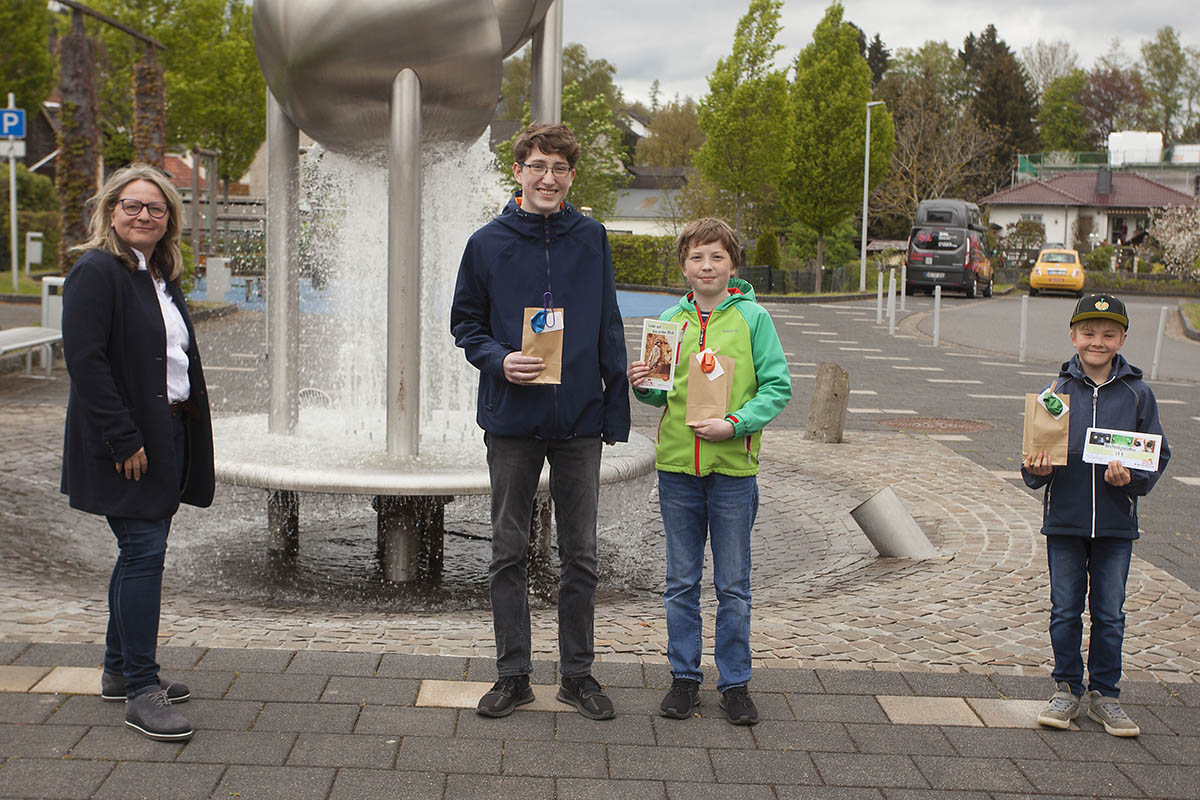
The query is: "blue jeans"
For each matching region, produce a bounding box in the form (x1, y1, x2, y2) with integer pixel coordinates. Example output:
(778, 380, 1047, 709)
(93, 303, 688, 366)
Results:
(103, 415, 185, 698)
(658, 470, 757, 692)
(1046, 535, 1133, 698)
(485, 434, 601, 679)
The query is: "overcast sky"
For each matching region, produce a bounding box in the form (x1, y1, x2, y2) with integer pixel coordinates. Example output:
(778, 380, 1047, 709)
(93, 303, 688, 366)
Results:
(560, 0, 1197, 106)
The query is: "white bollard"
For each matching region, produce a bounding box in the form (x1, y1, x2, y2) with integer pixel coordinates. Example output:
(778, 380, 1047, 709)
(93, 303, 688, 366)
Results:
(850, 486, 937, 559)
(1019, 294, 1029, 363)
(876, 271, 884, 324)
(887, 269, 896, 335)
(932, 285, 941, 347)
(1151, 305, 1168, 380)
(900, 262, 907, 311)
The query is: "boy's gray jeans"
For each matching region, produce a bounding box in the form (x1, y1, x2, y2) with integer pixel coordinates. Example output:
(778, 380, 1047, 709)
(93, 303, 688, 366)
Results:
(485, 433, 602, 680)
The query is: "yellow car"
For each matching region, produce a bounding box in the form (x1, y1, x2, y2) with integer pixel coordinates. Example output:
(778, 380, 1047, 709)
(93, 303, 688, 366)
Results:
(1029, 249, 1085, 297)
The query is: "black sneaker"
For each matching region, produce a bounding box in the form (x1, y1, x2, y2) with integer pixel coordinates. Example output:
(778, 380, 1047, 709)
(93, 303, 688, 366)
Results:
(719, 685, 759, 725)
(476, 675, 534, 718)
(557, 674, 615, 720)
(124, 688, 194, 741)
(101, 672, 191, 703)
(659, 677, 700, 719)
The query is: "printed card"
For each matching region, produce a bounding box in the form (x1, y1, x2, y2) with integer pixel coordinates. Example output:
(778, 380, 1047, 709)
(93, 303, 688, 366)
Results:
(640, 319, 681, 391)
(1082, 427, 1163, 472)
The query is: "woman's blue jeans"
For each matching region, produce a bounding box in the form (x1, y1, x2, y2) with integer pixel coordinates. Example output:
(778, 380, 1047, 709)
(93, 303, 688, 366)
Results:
(103, 415, 185, 698)
(1046, 534, 1133, 698)
(658, 470, 757, 692)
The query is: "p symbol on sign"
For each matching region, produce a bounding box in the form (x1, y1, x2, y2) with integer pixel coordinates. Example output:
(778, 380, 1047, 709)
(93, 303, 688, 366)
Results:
(1, 109, 26, 138)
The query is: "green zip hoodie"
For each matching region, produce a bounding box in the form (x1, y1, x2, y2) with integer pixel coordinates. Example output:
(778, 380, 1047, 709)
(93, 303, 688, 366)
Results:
(634, 277, 791, 476)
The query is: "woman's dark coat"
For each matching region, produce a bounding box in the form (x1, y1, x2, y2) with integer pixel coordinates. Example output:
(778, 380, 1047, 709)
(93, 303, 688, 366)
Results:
(60, 249, 214, 520)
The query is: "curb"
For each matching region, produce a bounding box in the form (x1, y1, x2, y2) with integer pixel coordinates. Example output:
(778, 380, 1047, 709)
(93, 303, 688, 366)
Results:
(1180, 299, 1200, 342)
(188, 302, 239, 322)
(0, 293, 41, 305)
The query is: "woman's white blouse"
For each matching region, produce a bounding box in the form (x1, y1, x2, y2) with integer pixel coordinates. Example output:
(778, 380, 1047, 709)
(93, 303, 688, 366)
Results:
(135, 250, 191, 403)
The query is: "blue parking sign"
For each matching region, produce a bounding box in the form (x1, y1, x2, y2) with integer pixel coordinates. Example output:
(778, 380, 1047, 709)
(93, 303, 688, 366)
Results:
(1, 109, 26, 138)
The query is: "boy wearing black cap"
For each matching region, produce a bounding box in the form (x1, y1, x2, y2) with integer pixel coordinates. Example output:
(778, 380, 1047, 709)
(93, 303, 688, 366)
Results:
(1023, 295, 1170, 737)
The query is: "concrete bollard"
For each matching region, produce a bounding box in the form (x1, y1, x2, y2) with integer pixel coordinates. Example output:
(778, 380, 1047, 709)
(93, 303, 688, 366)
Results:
(805, 362, 849, 443)
(206, 256, 232, 302)
(850, 486, 937, 559)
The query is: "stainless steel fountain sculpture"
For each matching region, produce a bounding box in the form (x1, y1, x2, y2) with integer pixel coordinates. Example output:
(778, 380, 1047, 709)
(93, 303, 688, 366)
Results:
(227, 0, 653, 583)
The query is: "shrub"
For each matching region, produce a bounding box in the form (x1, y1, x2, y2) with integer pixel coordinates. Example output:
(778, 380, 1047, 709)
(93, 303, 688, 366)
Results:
(1084, 245, 1114, 271)
(752, 230, 780, 271)
(609, 233, 677, 286)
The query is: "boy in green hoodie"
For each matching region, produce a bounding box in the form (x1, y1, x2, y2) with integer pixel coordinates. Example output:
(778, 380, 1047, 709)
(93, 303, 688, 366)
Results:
(628, 218, 791, 725)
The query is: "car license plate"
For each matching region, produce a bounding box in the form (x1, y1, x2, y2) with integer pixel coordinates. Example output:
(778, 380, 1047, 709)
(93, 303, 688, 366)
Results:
(926, 271, 944, 279)
(1050, 277, 1063, 282)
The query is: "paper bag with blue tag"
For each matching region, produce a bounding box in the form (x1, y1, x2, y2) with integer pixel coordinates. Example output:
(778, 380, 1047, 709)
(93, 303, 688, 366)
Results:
(1021, 379, 1069, 466)
(520, 306, 564, 384)
(685, 349, 735, 425)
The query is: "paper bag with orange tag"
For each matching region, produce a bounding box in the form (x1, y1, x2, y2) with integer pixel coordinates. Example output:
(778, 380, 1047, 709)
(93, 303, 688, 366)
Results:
(685, 349, 735, 424)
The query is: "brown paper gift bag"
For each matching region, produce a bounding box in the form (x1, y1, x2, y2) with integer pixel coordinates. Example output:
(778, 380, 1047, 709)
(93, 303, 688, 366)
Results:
(1021, 380, 1069, 466)
(520, 307, 563, 385)
(685, 354, 735, 424)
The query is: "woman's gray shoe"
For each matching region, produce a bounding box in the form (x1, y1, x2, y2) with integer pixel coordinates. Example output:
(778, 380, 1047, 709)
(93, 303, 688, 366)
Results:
(101, 672, 191, 703)
(124, 688, 194, 741)
(1037, 681, 1083, 729)
(1087, 691, 1140, 737)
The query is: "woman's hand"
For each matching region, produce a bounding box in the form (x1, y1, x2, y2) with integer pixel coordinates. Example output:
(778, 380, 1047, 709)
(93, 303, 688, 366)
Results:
(689, 418, 735, 442)
(1104, 459, 1132, 487)
(627, 360, 651, 388)
(1023, 449, 1053, 477)
(116, 447, 148, 481)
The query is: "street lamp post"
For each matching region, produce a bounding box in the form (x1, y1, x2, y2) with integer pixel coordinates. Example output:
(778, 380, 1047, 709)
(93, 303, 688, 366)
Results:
(859, 100, 885, 293)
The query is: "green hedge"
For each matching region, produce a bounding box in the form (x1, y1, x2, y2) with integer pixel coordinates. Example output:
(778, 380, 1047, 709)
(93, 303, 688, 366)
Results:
(609, 233, 678, 286)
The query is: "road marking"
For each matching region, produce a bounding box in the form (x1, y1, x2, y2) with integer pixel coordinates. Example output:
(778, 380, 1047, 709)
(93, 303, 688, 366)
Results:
(840, 347, 882, 352)
(848, 407, 882, 414)
(969, 394, 1025, 400)
(790, 373, 815, 379)
(1174, 477, 1200, 486)
(773, 314, 805, 319)
(864, 356, 911, 361)
(785, 321, 819, 326)
(850, 389, 877, 395)
(821, 339, 852, 344)
(893, 366, 943, 371)
(230, 353, 261, 360)
(1192, 416, 1200, 422)
(205, 366, 259, 372)
(1157, 399, 1187, 405)
(790, 361, 816, 367)
(946, 353, 989, 359)
(981, 361, 1022, 367)
(1019, 371, 1057, 377)
(992, 470, 1023, 480)
(801, 331, 837, 335)
(927, 378, 983, 384)
(882, 409, 918, 415)
(929, 434, 971, 442)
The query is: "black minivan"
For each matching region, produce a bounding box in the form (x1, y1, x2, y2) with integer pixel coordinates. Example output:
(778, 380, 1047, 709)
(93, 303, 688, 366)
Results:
(906, 198, 994, 298)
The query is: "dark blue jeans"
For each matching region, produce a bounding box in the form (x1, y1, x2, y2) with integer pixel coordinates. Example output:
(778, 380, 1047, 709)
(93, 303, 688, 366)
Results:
(1046, 535, 1133, 698)
(103, 415, 185, 698)
(485, 433, 601, 679)
(658, 470, 757, 692)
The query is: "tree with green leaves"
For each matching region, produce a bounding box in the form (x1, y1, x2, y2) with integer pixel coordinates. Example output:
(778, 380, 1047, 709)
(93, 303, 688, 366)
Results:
(0, 1, 55, 114)
(783, 2, 894, 291)
(635, 97, 704, 167)
(960, 25, 1039, 187)
(1140, 26, 1188, 139)
(866, 34, 890, 87)
(1019, 39, 1079, 103)
(1039, 69, 1093, 151)
(1083, 49, 1153, 144)
(693, 0, 793, 235)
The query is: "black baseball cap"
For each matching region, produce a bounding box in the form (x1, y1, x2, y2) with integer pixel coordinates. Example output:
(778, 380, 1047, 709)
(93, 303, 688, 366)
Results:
(1070, 294, 1129, 329)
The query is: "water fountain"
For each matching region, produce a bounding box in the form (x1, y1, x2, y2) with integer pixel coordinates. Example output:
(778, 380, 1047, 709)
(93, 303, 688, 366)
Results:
(216, 0, 655, 584)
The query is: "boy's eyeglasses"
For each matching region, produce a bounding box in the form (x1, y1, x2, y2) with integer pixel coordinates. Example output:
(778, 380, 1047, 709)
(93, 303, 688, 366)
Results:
(116, 198, 169, 219)
(519, 162, 573, 178)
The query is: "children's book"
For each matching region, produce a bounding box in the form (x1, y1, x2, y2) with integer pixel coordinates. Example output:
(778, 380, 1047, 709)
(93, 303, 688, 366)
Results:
(1082, 427, 1163, 472)
(640, 319, 681, 391)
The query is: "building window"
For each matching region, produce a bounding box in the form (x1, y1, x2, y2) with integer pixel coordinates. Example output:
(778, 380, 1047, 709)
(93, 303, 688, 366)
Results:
(1020, 213, 1043, 224)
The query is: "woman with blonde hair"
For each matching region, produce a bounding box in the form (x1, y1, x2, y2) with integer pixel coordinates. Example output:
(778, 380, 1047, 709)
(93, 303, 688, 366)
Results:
(61, 163, 214, 742)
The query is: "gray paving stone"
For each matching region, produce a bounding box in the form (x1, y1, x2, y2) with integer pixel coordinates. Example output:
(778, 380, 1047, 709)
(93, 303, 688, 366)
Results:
(811, 753, 929, 789)
(395, 735, 501, 774)
(377, 653, 468, 680)
(605, 686, 670, 715)
(286, 732, 398, 768)
(212, 765, 334, 800)
(252, 701, 359, 733)
(1115, 764, 1200, 800)
(900, 672, 1001, 698)
(773, 789, 883, 800)
(454, 707, 555, 741)
(1040, 730, 1158, 763)
(321, 675, 418, 706)
(1170, 683, 1200, 707)
(68, 725, 184, 761)
(671, 783, 782, 800)
(1147, 704, 1200, 736)
(988, 675, 1054, 701)
(0, 692, 65, 724)
(462, 656, 555, 685)
(182, 698, 262, 730)
(1016, 759, 1141, 796)
(0, 723, 85, 758)
(751, 720, 855, 752)
(45, 695, 122, 727)
(176, 729, 296, 765)
(590, 661, 646, 688)
(750, 667, 824, 694)
(817, 670, 912, 696)
(883, 791, 989, 800)
(608, 744, 713, 782)
(911, 754, 1034, 792)
(940, 727, 1056, 760)
(651, 715, 755, 749)
(728, 689, 794, 720)
(153, 646, 206, 671)
(1137, 733, 1200, 764)
(558, 778, 666, 800)
(167, 669, 234, 700)
(92, 761, 223, 800)
(0, 756, 112, 799)
(709, 748, 820, 785)
(285, 650, 381, 676)
(328, 768, 445, 800)
(0, 640, 30, 664)
(225, 671, 328, 702)
(1118, 679, 1177, 705)
(354, 705, 456, 737)
(844, 723, 955, 755)
(500, 739, 607, 778)
(12, 642, 104, 667)
(194, 647, 293, 673)
(443, 773, 552, 800)
(787, 694, 889, 723)
(557, 709, 653, 744)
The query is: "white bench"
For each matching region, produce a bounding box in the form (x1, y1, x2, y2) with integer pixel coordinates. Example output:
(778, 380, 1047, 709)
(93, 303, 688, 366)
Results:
(0, 327, 62, 377)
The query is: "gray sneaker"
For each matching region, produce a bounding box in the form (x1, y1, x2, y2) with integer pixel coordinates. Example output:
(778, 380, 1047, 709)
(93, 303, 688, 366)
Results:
(1087, 691, 1140, 737)
(124, 688, 194, 741)
(1037, 681, 1083, 729)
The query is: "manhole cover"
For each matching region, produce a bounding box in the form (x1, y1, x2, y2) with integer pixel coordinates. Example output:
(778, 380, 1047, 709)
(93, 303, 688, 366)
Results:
(879, 417, 993, 433)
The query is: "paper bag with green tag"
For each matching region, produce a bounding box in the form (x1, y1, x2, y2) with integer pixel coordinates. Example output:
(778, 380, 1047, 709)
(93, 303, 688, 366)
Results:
(685, 353, 735, 425)
(520, 307, 563, 384)
(1022, 379, 1069, 466)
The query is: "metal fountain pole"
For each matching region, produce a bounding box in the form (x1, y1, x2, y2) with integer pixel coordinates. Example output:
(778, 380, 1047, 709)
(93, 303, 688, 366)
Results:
(530, 0, 563, 123)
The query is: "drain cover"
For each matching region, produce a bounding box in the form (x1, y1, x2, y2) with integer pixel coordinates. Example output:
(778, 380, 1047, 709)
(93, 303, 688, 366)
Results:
(879, 417, 993, 433)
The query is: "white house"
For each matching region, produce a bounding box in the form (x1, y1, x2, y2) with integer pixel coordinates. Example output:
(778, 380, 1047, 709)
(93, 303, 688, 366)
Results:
(602, 165, 690, 238)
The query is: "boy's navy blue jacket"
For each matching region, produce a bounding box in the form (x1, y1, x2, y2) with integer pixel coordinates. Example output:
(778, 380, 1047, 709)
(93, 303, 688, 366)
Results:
(450, 195, 630, 442)
(1021, 353, 1169, 539)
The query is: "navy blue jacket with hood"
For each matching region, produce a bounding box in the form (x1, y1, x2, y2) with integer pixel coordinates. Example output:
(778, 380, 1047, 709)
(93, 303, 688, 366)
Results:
(1021, 353, 1170, 539)
(450, 195, 630, 442)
